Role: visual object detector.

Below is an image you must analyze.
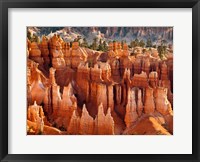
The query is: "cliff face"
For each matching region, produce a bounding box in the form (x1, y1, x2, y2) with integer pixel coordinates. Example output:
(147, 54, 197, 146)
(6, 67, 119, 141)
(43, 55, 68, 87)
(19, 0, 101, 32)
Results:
(29, 27, 173, 44)
(27, 33, 173, 135)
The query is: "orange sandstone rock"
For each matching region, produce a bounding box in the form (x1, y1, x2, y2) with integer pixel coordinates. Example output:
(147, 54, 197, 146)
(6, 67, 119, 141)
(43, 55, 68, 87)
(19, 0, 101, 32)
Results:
(144, 87, 155, 114)
(95, 103, 114, 135)
(132, 71, 148, 88)
(137, 89, 143, 117)
(68, 110, 80, 134)
(149, 71, 158, 88)
(154, 87, 172, 116)
(27, 101, 45, 134)
(29, 42, 41, 57)
(79, 104, 95, 135)
(125, 88, 138, 127)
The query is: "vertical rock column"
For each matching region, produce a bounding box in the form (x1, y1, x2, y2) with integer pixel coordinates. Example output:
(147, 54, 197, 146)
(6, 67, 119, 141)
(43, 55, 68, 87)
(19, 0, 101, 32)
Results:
(144, 87, 155, 114)
(64, 42, 71, 67)
(95, 104, 114, 135)
(79, 104, 95, 135)
(68, 110, 80, 134)
(40, 36, 50, 71)
(76, 63, 90, 103)
(125, 88, 138, 127)
(107, 85, 114, 111)
(137, 89, 143, 117)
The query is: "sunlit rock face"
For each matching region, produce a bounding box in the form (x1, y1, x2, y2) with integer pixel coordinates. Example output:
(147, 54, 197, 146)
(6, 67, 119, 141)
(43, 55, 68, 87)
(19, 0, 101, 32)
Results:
(40, 36, 50, 71)
(27, 32, 173, 135)
(94, 104, 114, 135)
(124, 88, 138, 128)
(27, 101, 45, 134)
(144, 87, 155, 114)
(79, 105, 95, 135)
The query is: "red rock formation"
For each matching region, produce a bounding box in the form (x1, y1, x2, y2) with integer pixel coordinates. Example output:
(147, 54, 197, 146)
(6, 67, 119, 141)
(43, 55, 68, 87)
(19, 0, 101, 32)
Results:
(67, 110, 80, 134)
(29, 42, 41, 57)
(110, 59, 120, 81)
(137, 89, 143, 117)
(98, 62, 111, 81)
(29, 42, 44, 66)
(125, 88, 138, 127)
(123, 116, 171, 135)
(27, 120, 63, 135)
(64, 42, 71, 67)
(149, 71, 158, 88)
(144, 87, 155, 114)
(71, 42, 86, 69)
(79, 104, 95, 135)
(96, 83, 107, 113)
(121, 69, 131, 105)
(51, 82, 77, 130)
(95, 103, 114, 135)
(27, 101, 45, 134)
(49, 34, 66, 69)
(115, 84, 122, 105)
(142, 57, 150, 76)
(160, 79, 173, 107)
(154, 87, 172, 116)
(119, 55, 132, 77)
(40, 36, 49, 57)
(122, 43, 129, 56)
(29, 64, 46, 105)
(76, 63, 90, 103)
(91, 64, 103, 82)
(161, 61, 168, 80)
(108, 42, 115, 58)
(133, 58, 142, 74)
(132, 71, 148, 88)
(43, 87, 52, 116)
(104, 108, 115, 134)
(40, 36, 50, 70)
(107, 85, 114, 111)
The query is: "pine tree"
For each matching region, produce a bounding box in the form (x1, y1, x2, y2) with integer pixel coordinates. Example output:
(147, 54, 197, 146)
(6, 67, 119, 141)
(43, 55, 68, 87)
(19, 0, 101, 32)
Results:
(27, 30, 32, 41)
(98, 39, 104, 51)
(146, 38, 152, 47)
(82, 38, 88, 48)
(135, 38, 139, 46)
(92, 37, 98, 50)
(139, 40, 145, 48)
(130, 38, 139, 48)
(103, 41, 108, 51)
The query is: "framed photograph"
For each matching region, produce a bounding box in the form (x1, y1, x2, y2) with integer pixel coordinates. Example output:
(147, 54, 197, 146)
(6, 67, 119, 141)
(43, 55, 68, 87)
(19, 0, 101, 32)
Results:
(0, 0, 199, 161)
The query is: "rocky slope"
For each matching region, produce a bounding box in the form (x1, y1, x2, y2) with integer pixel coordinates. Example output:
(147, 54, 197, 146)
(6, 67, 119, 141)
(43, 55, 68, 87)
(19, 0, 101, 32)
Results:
(28, 27, 173, 44)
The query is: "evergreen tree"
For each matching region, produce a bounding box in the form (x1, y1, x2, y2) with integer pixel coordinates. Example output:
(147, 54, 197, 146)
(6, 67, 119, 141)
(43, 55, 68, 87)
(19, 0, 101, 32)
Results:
(103, 41, 108, 51)
(130, 38, 139, 48)
(152, 44, 157, 48)
(146, 38, 152, 47)
(31, 34, 38, 42)
(70, 41, 73, 47)
(121, 40, 124, 49)
(98, 39, 104, 51)
(81, 38, 88, 48)
(157, 43, 167, 60)
(139, 40, 145, 48)
(92, 37, 98, 50)
(36, 36, 40, 44)
(27, 30, 32, 41)
(135, 38, 139, 46)
(161, 39, 167, 46)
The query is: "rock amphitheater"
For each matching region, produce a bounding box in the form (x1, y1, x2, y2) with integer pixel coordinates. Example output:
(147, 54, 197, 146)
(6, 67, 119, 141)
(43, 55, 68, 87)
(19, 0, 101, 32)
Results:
(27, 34, 173, 135)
